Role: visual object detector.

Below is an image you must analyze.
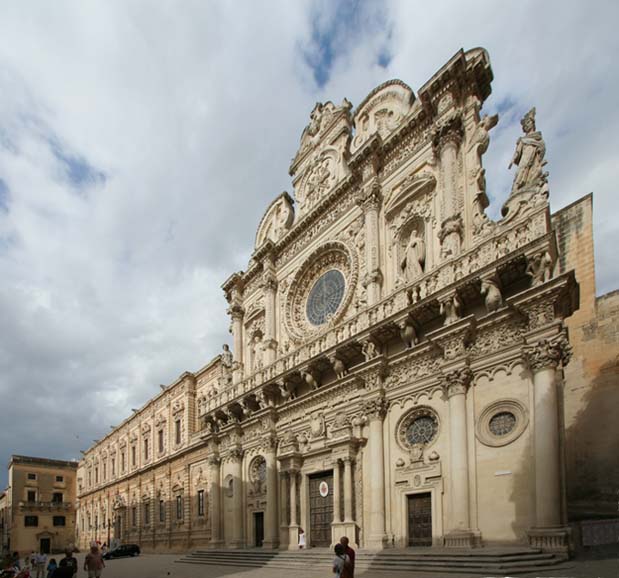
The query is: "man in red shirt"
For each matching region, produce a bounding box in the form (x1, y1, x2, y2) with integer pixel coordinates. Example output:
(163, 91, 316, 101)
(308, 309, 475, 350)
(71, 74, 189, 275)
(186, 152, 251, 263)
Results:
(340, 536, 355, 577)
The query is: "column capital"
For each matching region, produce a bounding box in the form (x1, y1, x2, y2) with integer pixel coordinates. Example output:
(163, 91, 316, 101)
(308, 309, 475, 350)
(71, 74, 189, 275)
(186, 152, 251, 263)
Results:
(228, 447, 244, 462)
(524, 334, 572, 372)
(227, 304, 245, 321)
(362, 395, 387, 421)
(207, 455, 221, 467)
(357, 179, 382, 212)
(432, 111, 464, 153)
(440, 367, 473, 398)
(262, 271, 278, 292)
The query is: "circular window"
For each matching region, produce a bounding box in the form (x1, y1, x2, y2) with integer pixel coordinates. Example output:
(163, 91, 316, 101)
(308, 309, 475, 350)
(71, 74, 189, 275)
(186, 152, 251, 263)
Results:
(406, 416, 438, 445)
(488, 412, 516, 436)
(396, 407, 440, 451)
(306, 269, 346, 326)
(476, 400, 528, 447)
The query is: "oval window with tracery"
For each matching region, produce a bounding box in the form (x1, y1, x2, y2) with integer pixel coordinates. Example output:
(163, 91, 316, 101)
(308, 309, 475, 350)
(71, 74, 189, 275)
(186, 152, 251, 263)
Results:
(488, 411, 516, 437)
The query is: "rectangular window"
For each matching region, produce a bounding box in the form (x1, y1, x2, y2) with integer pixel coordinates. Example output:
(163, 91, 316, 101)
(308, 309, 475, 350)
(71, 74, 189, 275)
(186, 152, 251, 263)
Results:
(197, 490, 205, 517)
(158, 430, 164, 453)
(111, 458, 115, 477)
(94, 467, 99, 483)
(52, 492, 63, 503)
(159, 500, 165, 523)
(176, 496, 183, 520)
(55, 475, 64, 482)
(103, 462, 106, 480)
(53, 516, 66, 527)
(88, 471, 92, 486)
(121, 451, 126, 472)
(131, 446, 136, 467)
(144, 503, 150, 526)
(132, 506, 137, 527)
(175, 420, 181, 445)
(27, 473, 36, 480)
(27, 490, 36, 502)
(144, 438, 149, 461)
(24, 515, 38, 527)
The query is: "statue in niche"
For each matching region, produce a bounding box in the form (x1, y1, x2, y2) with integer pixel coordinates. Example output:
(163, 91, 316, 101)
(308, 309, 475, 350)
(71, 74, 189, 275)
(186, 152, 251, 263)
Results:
(250, 334, 264, 372)
(400, 226, 425, 282)
(361, 339, 379, 361)
(440, 293, 462, 325)
(508, 107, 548, 193)
(526, 251, 553, 286)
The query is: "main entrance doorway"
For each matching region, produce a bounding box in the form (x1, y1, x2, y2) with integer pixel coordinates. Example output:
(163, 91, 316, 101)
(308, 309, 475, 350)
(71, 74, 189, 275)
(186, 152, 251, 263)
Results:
(407, 493, 432, 546)
(39, 538, 51, 554)
(254, 512, 264, 547)
(309, 471, 333, 547)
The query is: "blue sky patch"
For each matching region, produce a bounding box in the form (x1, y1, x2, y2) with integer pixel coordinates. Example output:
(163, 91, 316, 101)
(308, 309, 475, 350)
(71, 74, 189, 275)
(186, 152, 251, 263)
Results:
(49, 138, 106, 189)
(0, 178, 8, 212)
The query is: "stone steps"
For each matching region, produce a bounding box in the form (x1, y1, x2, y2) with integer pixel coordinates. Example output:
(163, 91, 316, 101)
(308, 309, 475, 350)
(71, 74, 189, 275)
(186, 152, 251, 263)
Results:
(176, 547, 572, 575)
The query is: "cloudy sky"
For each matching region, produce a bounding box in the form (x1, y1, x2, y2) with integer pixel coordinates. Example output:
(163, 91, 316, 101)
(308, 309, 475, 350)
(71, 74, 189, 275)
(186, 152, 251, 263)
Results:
(1, 0, 617, 487)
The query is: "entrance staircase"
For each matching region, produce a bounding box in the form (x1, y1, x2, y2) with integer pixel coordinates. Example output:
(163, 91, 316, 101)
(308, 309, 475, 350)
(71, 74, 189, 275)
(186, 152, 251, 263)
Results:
(176, 546, 571, 575)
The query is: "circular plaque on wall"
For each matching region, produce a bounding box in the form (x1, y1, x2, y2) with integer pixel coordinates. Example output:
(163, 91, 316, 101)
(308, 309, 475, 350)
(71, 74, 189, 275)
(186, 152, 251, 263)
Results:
(319, 481, 329, 498)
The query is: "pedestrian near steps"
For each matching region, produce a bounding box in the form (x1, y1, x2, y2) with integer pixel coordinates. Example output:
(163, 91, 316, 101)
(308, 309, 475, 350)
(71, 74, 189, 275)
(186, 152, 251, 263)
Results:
(340, 536, 355, 578)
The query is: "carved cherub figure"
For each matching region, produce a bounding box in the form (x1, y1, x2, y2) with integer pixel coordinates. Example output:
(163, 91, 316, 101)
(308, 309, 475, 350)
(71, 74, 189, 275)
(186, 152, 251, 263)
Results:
(361, 339, 379, 361)
(526, 251, 553, 286)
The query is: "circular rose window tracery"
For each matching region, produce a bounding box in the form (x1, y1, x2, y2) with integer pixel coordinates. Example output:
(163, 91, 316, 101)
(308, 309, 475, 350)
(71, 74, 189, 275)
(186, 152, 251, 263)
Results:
(284, 242, 357, 341)
(476, 400, 528, 447)
(306, 269, 346, 326)
(396, 407, 440, 451)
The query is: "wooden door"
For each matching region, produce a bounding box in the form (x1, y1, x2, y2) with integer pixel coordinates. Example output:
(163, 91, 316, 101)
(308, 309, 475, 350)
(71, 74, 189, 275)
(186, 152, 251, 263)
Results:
(40, 538, 51, 554)
(407, 493, 432, 547)
(309, 472, 333, 547)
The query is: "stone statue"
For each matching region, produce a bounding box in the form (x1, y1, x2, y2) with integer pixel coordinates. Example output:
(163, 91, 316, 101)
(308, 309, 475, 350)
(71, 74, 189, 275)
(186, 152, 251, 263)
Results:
(509, 107, 547, 193)
(480, 278, 503, 313)
(399, 318, 418, 348)
(301, 370, 320, 390)
(361, 339, 379, 361)
(400, 227, 425, 282)
(440, 294, 462, 325)
(221, 344, 233, 373)
(251, 334, 263, 371)
(526, 251, 553, 286)
(329, 354, 348, 380)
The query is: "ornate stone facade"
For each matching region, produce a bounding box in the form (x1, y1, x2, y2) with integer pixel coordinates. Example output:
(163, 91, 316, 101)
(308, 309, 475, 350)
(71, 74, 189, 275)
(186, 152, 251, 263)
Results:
(77, 48, 585, 554)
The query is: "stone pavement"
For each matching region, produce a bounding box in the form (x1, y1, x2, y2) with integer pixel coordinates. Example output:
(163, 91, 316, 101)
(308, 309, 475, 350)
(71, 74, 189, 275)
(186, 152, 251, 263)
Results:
(72, 550, 618, 578)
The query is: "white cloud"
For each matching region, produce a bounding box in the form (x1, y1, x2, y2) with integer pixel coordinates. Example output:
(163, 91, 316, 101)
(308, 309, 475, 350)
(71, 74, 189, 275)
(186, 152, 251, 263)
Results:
(0, 0, 617, 485)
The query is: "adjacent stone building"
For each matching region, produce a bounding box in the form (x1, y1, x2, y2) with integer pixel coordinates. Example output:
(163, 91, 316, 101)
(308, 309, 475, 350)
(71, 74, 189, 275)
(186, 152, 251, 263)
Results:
(3, 456, 78, 555)
(76, 47, 615, 554)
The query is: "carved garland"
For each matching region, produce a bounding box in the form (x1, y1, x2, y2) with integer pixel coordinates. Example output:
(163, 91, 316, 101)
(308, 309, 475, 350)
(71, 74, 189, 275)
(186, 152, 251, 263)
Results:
(284, 241, 358, 342)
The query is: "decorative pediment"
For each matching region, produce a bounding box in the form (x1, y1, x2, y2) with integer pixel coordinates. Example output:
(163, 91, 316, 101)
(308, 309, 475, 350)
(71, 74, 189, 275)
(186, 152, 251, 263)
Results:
(351, 80, 415, 154)
(172, 400, 185, 415)
(385, 169, 436, 219)
(290, 100, 352, 219)
(141, 422, 151, 435)
(255, 192, 294, 248)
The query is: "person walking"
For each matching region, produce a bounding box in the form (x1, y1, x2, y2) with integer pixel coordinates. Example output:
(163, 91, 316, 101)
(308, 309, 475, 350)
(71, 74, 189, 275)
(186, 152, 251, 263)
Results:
(298, 527, 306, 549)
(34, 551, 47, 578)
(339, 536, 355, 577)
(53, 550, 77, 578)
(84, 545, 105, 578)
(332, 543, 352, 578)
(46, 558, 57, 578)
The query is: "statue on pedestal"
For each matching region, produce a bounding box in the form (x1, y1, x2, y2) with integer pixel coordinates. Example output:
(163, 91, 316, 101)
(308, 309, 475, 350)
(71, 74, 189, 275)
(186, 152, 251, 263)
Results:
(508, 107, 547, 193)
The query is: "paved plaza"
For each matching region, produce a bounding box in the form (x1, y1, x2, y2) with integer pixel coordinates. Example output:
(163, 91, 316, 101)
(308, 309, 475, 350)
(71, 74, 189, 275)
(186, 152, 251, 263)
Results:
(68, 551, 618, 578)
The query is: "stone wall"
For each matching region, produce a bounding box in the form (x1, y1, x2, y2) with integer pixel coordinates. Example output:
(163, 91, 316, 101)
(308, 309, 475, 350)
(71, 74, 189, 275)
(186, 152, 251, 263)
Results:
(552, 194, 619, 519)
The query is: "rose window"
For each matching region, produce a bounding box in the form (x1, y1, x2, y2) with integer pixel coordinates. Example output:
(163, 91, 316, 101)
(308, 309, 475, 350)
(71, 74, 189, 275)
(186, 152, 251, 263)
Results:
(406, 415, 438, 445)
(306, 269, 346, 326)
(488, 412, 516, 437)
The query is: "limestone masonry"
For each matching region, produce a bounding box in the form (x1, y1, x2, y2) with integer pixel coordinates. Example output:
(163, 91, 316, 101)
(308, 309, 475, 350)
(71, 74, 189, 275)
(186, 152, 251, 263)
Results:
(74, 48, 618, 554)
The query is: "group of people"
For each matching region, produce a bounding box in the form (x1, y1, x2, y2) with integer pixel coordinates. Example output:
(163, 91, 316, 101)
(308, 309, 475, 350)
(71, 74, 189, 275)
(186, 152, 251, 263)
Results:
(1, 545, 104, 578)
(332, 536, 355, 578)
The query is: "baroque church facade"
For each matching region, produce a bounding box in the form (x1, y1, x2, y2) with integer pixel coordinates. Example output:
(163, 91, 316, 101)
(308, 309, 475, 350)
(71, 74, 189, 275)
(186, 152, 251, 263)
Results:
(76, 48, 585, 554)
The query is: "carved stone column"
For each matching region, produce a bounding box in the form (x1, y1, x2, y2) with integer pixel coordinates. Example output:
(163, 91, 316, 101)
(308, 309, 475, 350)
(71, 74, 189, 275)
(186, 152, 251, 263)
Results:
(332, 459, 342, 524)
(524, 336, 571, 552)
(363, 396, 388, 549)
(343, 457, 354, 523)
(229, 448, 244, 548)
(263, 436, 279, 549)
(433, 114, 464, 259)
(358, 180, 383, 305)
(262, 270, 278, 365)
(229, 305, 245, 383)
(208, 455, 223, 548)
(442, 367, 476, 547)
(288, 470, 299, 550)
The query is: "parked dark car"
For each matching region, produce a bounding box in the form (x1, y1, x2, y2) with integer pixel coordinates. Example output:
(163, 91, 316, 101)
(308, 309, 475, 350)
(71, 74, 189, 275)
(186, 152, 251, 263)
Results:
(103, 544, 141, 559)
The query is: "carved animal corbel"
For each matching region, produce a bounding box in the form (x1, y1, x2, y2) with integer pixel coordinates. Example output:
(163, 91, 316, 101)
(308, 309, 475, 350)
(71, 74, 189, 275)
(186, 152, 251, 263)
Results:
(398, 318, 418, 348)
(328, 354, 348, 379)
(301, 369, 320, 390)
(480, 276, 503, 313)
